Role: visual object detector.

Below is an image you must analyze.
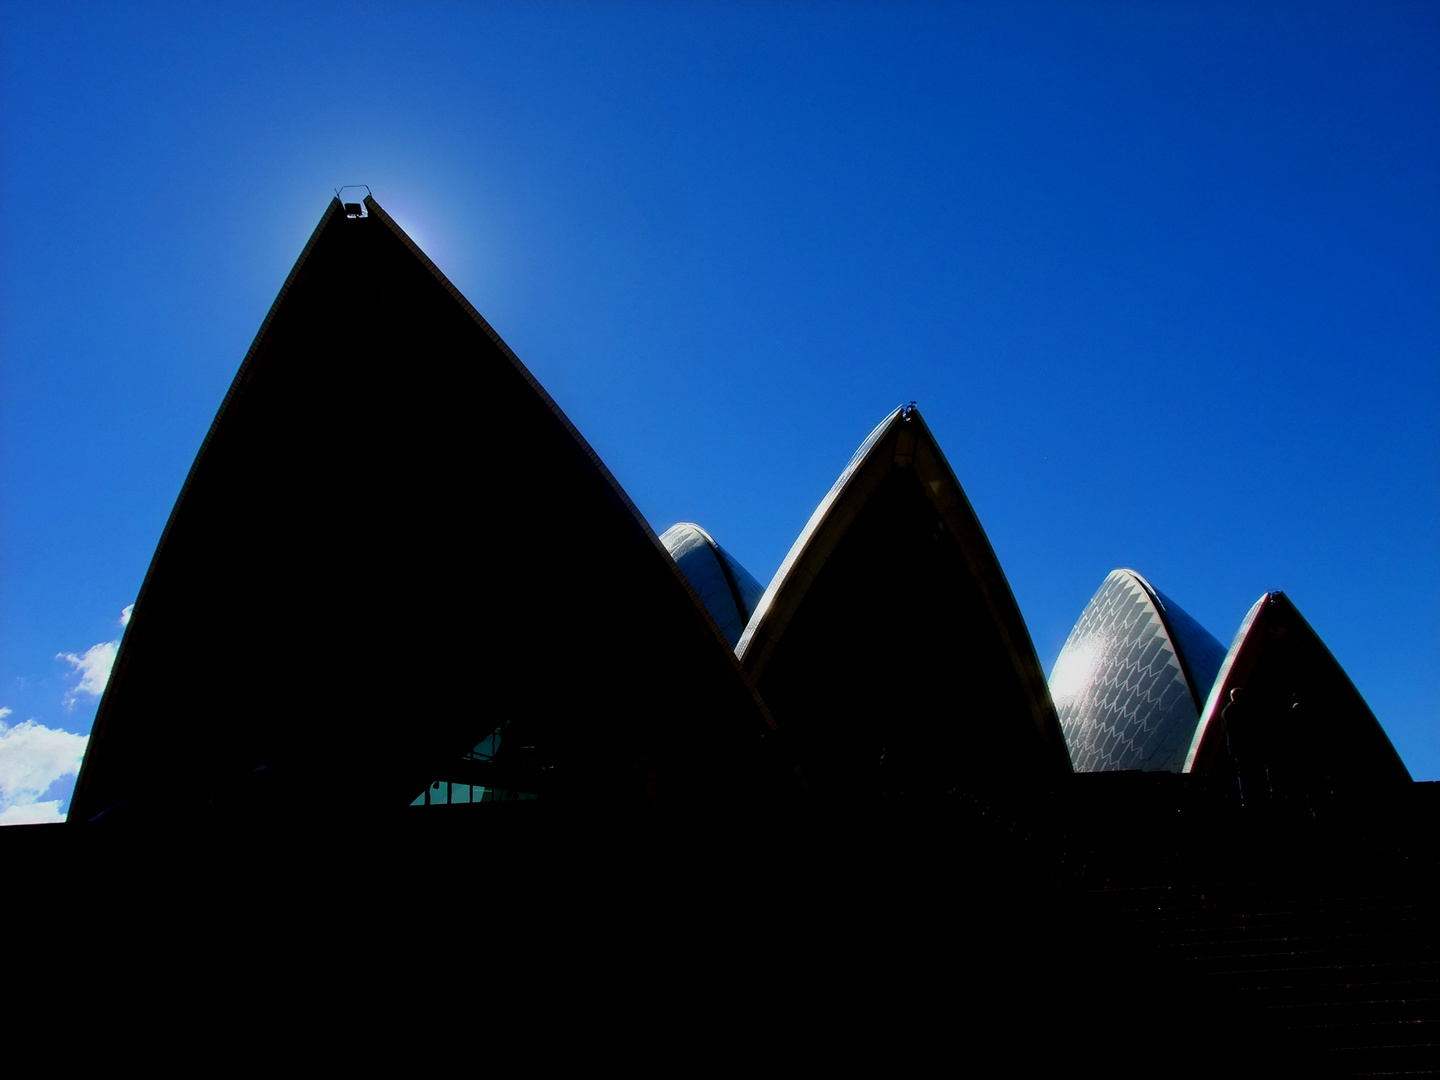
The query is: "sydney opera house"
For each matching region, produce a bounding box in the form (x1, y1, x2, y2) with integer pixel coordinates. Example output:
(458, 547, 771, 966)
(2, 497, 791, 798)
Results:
(19, 197, 1436, 1071)
(65, 194, 1411, 821)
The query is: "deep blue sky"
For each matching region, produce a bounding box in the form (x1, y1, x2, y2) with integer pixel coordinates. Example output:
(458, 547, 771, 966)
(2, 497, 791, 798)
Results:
(2, 1, 1436, 815)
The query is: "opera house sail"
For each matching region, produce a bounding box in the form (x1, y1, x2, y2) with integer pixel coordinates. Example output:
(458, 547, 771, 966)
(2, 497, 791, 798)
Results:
(1184, 591, 1410, 791)
(735, 406, 1071, 797)
(68, 196, 797, 821)
(1050, 569, 1226, 773)
(659, 523, 765, 649)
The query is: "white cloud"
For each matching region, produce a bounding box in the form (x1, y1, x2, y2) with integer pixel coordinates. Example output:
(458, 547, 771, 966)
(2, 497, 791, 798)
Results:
(58, 640, 118, 706)
(0, 800, 66, 825)
(0, 712, 88, 826)
(56, 604, 134, 707)
(2, 605, 134, 822)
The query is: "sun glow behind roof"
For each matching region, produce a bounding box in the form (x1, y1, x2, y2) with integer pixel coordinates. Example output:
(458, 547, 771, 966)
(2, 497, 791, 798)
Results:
(387, 208, 440, 270)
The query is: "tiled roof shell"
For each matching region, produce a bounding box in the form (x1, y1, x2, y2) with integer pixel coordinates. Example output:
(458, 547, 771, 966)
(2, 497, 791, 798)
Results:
(1051, 570, 1224, 773)
(660, 523, 765, 650)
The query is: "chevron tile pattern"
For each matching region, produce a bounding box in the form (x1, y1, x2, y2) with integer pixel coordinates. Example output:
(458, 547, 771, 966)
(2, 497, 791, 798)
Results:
(1051, 570, 1200, 772)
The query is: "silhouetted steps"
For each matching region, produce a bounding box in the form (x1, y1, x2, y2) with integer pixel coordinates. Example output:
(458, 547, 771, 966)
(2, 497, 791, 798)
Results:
(1242, 981, 1440, 1010)
(1325, 1044, 1440, 1079)
(1043, 779, 1440, 1076)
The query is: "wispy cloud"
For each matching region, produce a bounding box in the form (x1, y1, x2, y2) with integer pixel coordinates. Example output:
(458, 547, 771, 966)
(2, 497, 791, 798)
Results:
(57, 604, 134, 708)
(58, 641, 119, 706)
(0, 711, 88, 825)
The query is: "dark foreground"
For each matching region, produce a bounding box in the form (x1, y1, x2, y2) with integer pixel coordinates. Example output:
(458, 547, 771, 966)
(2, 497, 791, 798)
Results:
(9, 777, 1438, 1076)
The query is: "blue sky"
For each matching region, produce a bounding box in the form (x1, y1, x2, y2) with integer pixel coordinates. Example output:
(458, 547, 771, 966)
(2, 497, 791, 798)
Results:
(2, 0, 1436, 819)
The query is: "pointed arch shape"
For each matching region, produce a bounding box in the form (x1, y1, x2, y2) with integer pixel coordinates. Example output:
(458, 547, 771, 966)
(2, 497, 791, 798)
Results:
(1183, 592, 1410, 787)
(736, 407, 1070, 795)
(70, 196, 798, 822)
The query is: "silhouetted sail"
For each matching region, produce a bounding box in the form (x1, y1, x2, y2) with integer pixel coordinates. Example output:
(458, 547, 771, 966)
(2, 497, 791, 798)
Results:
(70, 196, 797, 822)
(1050, 570, 1226, 772)
(1184, 591, 1410, 791)
(735, 407, 1070, 797)
(660, 523, 765, 649)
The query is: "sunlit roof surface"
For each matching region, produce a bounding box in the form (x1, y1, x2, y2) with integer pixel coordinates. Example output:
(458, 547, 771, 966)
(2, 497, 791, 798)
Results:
(659, 523, 765, 649)
(1051, 569, 1224, 773)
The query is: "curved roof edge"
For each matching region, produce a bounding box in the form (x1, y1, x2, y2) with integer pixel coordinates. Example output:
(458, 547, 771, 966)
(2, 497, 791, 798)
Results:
(1051, 568, 1224, 773)
(663, 521, 719, 547)
(1183, 594, 1268, 774)
(1122, 569, 1219, 716)
(736, 407, 902, 665)
(70, 195, 801, 822)
(363, 198, 662, 555)
(660, 522, 765, 649)
(1183, 591, 1410, 783)
(69, 199, 349, 819)
(736, 406, 1070, 773)
(364, 198, 769, 679)
(316, 204, 800, 778)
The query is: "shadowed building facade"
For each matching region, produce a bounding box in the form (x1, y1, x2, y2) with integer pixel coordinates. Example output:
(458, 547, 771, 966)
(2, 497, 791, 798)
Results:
(735, 406, 1071, 798)
(1185, 591, 1411, 792)
(1050, 569, 1226, 773)
(69, 197, 797, 821)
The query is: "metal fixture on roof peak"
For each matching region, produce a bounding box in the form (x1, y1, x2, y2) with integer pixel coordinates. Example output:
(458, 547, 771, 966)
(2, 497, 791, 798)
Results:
(335, 185, 372, 218)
